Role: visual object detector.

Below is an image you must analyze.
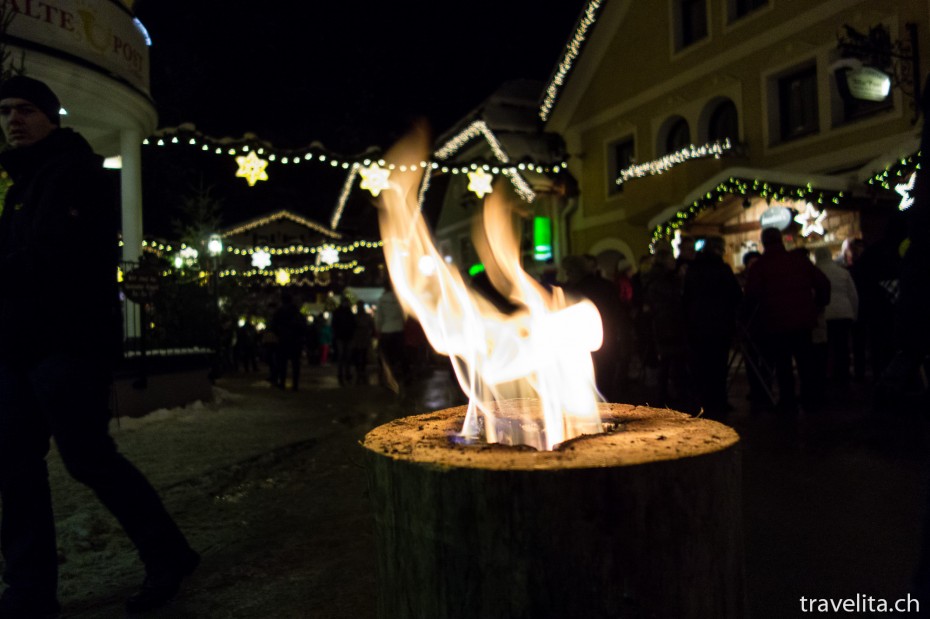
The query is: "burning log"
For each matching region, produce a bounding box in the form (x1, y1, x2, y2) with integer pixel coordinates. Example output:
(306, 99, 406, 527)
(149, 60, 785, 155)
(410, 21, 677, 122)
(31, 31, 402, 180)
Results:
(363, 403, 744, 619)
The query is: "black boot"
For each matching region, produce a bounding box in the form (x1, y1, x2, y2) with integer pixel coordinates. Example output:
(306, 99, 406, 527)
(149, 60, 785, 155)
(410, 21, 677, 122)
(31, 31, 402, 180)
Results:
(125, 550, 200, 613)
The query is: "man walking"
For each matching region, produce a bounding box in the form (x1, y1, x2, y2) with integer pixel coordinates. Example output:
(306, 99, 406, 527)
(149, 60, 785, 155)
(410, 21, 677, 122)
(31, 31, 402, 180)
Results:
(0, 76, 199, 617)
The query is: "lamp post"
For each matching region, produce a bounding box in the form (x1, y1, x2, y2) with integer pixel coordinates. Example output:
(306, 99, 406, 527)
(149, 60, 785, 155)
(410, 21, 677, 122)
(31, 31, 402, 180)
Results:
(207, 233, 224, 379)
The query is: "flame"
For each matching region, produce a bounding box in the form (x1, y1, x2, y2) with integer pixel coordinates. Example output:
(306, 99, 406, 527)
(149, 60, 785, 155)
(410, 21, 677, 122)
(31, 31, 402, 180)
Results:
(376, 124, 603, 450)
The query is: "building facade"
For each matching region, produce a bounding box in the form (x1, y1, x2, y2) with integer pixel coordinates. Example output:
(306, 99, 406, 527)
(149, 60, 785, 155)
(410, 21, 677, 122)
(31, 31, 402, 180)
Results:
(544, 0, 928, 271)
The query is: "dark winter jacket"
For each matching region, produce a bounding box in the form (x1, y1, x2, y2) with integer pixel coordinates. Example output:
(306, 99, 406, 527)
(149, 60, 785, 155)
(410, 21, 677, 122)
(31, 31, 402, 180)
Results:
(683, 251, 743, 339)
(744, 243, 830, 334)
(0, 128, 120, 363)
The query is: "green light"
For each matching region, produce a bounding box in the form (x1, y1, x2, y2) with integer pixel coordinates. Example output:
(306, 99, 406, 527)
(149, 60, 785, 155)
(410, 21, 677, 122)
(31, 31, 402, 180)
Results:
(468, 263, 486, 277)
(533, 217, 553, 261)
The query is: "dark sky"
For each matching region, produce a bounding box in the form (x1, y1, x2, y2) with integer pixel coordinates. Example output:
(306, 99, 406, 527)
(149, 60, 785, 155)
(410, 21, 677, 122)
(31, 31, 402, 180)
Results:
(133, 1, 589, 153)
(130, 1, 589, 237)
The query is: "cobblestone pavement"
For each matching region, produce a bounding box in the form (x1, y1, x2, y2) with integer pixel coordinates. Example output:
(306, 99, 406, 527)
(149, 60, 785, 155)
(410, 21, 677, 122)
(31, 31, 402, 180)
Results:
(24, 359, 928, 618)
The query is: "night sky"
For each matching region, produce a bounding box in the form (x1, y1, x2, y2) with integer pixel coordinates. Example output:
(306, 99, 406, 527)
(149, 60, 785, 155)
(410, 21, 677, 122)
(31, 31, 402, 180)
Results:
(133, 1, 589, 153)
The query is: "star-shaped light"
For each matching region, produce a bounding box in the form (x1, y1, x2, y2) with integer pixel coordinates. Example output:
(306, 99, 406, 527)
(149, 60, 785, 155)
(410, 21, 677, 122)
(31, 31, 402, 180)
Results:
(251, 250, 272, 269)
(235, 151, 269, 186)
(359, 164, 391, 197)
(274, 269, 291, 286)
(319, 247, 339, 265)
(794, 203, 827, 237)
(467, 169, 494, 198)
(896, 172, 916, 211)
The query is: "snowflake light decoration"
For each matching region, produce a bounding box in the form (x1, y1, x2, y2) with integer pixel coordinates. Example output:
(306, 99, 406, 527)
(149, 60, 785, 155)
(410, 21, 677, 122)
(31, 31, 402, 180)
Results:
(467, 169, 494, 198)
(275, 269, 291, 286)
(896, 172, 916, 211)
(359, 163, 391, 197)
(319, 247, 339, 265)
(235, 151, 269, 186)
(251, 250, 272, 269)
(794, 203, 827, 237)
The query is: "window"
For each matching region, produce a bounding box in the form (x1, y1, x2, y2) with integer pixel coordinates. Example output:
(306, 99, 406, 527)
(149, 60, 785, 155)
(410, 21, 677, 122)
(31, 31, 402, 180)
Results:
(708, 100, 739, 142)
(778, 65, 819, 142)
(608, 137, 635, 195)
(730, 0, 767, 21)
(676, 0, 708, 50)
(664, 118, 691, 154)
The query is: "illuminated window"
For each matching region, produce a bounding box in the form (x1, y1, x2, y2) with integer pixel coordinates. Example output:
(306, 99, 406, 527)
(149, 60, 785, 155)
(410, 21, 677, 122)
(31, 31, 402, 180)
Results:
(778, 65, 819, 142)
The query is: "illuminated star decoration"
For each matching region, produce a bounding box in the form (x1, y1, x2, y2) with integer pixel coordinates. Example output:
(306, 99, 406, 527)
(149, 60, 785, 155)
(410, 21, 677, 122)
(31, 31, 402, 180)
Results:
(359, 163, 391, 197)
(319, 247, 339, 265)
(275, 269, 291, 286)
(235, 151, 269, 186)
(896, 172, 916, 211)
(251, 250, 272, 270)
(467, 169, 494, 198)
(794, 203, 828, 237)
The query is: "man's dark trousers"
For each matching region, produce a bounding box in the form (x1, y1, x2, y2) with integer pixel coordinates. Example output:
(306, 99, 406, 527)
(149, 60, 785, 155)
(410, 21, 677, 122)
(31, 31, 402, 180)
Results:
(0, 352, 193, 603)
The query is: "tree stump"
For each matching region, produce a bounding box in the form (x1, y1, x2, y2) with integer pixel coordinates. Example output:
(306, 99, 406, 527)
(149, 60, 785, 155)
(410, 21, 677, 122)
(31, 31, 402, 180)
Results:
(362, 403, 745, 619)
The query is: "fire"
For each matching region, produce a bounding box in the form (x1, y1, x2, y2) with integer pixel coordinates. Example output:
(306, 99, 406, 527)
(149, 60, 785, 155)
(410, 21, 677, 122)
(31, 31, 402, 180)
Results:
(376, 125, 603, 450)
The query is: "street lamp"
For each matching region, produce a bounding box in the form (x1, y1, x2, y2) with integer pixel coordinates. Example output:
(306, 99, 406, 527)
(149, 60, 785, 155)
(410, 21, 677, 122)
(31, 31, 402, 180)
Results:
(207, 233, 224, 379)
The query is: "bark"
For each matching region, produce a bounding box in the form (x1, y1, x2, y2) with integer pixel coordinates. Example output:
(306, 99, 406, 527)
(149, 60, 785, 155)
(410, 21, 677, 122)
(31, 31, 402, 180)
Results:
(362, 403, 745, 619)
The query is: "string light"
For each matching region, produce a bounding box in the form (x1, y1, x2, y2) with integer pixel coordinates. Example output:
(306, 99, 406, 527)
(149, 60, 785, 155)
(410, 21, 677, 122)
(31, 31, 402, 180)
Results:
(539, 0, 605, 122)
(221, 210, 342, 239)
(651, 176, 845, 242)
(616, 139, 732, 186)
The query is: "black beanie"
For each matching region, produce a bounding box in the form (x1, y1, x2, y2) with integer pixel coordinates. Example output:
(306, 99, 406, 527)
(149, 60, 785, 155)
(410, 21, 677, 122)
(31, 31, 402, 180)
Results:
(0, 75, 62, 126)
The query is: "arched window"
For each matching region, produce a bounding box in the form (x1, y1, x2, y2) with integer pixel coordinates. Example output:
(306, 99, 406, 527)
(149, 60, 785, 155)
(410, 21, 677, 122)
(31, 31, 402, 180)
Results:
(708, 100, 739, 142)
(665, 118, 691, 154)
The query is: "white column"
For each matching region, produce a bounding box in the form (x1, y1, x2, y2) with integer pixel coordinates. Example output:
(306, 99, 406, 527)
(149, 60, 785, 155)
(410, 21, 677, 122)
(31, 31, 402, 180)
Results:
(120, 128, 143, 262)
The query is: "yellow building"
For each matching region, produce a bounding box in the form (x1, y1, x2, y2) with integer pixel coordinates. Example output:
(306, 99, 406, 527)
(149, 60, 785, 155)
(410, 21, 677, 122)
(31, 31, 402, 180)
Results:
(544, 0, 928, 272)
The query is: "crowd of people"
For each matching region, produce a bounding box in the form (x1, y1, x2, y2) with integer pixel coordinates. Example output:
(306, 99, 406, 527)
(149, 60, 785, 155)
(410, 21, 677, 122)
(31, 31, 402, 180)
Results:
(555, 224, 915, 420)
(226, 285, 432, 395)
(226, 222, 914, 422)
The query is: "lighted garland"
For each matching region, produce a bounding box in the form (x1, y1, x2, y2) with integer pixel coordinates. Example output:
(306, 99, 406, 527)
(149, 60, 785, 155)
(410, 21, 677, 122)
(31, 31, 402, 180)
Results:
(867, 151, 920, 191)
(617, 139, 732, 186)
(218, 260, 361, 279)
(651, 177, 845, 242)
(143, 127, 568, 179)
(139, 238, 382, 258)
(539, 0, 605, 122)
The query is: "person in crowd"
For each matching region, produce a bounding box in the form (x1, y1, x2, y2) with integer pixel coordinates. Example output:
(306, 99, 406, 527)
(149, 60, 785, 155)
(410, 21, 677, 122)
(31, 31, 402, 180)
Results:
(736, 249, 772, 409)
(676, 235, 697, 278)
(376, 284, 406, 393)
(561, 254, 623, 401)
(630, 253, 654, 389)
(613, 257, 636, 391)
(234, 317, 259, 373)
(814, 246, 859, 383)
(683, 236, 743, 418)
(350, 302, 375, 385)
(304, 314, 321, 366)
(331, 296, 356, 386)
(271, 292, 305, 390)
(318, 315, 333, 366)
(843, 238, 868, 381)
(641, 243, 691, 410)
(744, 227, 830, 413)
(0, 76, 199, 616)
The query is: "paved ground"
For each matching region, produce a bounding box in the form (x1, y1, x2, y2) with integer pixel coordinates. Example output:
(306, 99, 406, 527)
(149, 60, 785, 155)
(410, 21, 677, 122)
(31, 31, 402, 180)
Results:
(12, 358, 928, 618)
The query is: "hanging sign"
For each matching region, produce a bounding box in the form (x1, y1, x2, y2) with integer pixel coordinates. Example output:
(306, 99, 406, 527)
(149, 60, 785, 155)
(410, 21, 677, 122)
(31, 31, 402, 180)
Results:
(845, 67, 892, 102)
(760, 206, 793, 230)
